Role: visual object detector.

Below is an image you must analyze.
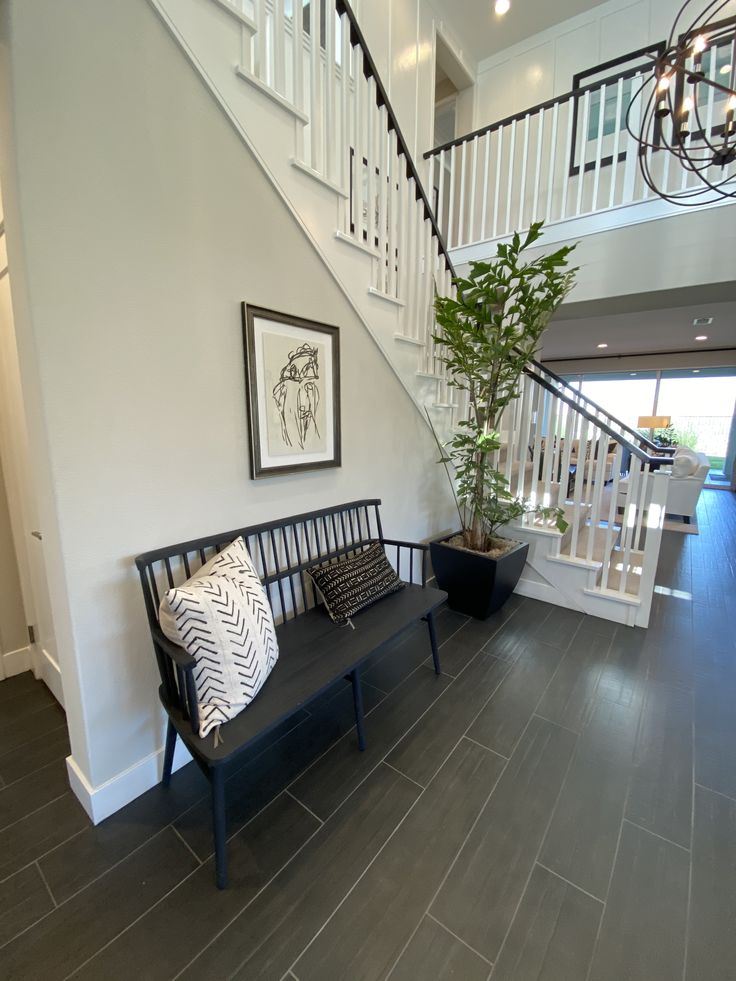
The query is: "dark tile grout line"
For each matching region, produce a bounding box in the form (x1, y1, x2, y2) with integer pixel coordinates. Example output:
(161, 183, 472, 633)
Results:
(382, 760, 425, 791)
(69, 613, 481, 980)
(682, 722, 697, 981)
(0, 790, 70, 836)
(487, 707, 581, 978)
(621, 818, 691, 854)
(462, 734, 508, 760)
(0, 814, 88, 888)
(279, 606, 531, 981)
(35, 859, 58, 909)
(1, 825, 185, 955)
(0, 757, 68, 797)
(5, 614, 462, 961)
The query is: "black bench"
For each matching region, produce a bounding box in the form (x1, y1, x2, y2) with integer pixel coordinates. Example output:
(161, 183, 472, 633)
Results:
(135, 499, 447, 887)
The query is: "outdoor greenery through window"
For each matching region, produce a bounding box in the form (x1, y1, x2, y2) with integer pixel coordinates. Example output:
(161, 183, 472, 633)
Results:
(565, 368, 736, 480)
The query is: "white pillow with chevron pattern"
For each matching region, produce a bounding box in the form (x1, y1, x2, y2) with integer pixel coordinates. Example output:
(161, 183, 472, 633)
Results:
(158, 538, 279, 739)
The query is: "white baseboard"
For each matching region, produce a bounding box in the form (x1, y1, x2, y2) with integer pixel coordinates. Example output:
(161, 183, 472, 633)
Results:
(2, 645, 31, 678)
(66, 735, 192, 825)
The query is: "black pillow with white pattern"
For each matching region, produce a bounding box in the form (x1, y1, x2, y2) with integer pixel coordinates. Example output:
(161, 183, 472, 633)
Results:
(307, 542, 404, 626)
(159, 537, 279, 739)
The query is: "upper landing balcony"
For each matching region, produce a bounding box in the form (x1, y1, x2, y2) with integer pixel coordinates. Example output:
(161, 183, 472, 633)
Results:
(425, 40, 736, 266)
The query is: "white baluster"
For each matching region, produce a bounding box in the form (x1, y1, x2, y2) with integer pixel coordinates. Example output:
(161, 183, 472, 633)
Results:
(622, 73, 640, 204)
(480, 132, 491, 240)
(396, 150, 406, 305)
(575, 89, 591, 216)
(447, 144, 457, 248)
(608, 77, 624, 208)
(600, 443, 624, 590)
(457, 140, 468, 246)
(591, 82, 607, 212)
(437, 148, 447, 240)
(323, 0, 335, 181)
(560, 97, 575, 220)
(531, 107, 544, 222)
(468, 135, 479, 244)
(339, 13, 350, 192)
(256, 0, 268, 83)
(366, 79, 377, 256)
(505, 120, 516, 235)
(377, 110, 389, 294)
(309, 0, 322, 173)
(292, 0, 304, 111)
(273, 0, 285, 95)
(492, 126, 503, 238)
(518, 114, 530, 229)
(387, 131, 399, 299)
(545, 102, 559, 223)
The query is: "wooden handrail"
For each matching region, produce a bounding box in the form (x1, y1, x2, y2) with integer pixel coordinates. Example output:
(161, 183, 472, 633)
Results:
(335, 0, 454, 271)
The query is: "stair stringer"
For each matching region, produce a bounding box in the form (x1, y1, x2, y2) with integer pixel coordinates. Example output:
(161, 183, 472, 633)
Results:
(148, 0, 445, 428)
(499, 524, 640, 627)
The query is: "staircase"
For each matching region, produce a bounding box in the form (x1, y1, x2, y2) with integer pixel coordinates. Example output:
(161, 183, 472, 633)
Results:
(150, 0, 669, 627)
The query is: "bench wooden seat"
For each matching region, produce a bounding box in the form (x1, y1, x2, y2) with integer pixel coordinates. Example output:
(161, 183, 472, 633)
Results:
(135, 500, 446, 887)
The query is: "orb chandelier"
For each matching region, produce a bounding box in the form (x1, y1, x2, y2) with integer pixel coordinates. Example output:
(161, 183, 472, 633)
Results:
(627, 0, 736, 204)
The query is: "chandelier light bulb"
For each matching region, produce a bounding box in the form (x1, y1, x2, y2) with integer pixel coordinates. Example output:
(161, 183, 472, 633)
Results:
(693, 35, 707, 54)
(657, 75, 671, 92)
(494, 0, 511, 15)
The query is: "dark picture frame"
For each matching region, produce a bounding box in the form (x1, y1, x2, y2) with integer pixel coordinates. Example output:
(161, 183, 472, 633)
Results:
(568, 42, 666, 177)
(242, 304, 341, 479)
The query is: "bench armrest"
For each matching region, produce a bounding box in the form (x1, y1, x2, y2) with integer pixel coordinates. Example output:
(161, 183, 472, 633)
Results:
(380, 538, 429, 586)
(151, 625, 196, 671)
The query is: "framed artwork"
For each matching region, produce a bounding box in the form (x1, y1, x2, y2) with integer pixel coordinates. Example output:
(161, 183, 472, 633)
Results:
(242, 305, 341, 479)
(568, 43, 666, 176)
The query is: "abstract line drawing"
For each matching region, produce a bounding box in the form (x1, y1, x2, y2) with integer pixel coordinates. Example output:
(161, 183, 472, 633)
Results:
(242, 304, 341, 479)
(272, 343, 321, 449)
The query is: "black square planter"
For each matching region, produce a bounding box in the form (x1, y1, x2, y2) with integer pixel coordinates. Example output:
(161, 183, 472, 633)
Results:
(429, 535, 529, 620)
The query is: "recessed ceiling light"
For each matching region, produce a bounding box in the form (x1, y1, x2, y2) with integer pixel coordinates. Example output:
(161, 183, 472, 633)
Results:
(695, 335, 708, 341)
(597, 343, 608, 349)
(693, 316, 713, 326)
(693, 369, 700, 373)
(630, 372, 637, 376)
(494, 0, 511, 14)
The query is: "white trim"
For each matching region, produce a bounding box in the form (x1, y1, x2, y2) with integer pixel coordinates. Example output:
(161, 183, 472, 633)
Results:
(1, 644, 31, 678)
(367, 286, 405, 307)
(235, 65, 310, 123)
(208, 0, 257, 31)
(450, 195, 736, 266)
(38, 645, 65, 706)
(393, 333, 424, 347)
(66, 736, 192, 825)
(290, 158, 348, 198)
(333, 230, 380, 259)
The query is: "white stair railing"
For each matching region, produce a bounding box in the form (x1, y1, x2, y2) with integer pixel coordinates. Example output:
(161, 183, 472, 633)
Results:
(426, 48, 736, 251)
(189, 0, 668, 621)
(495, 369, 668, 614)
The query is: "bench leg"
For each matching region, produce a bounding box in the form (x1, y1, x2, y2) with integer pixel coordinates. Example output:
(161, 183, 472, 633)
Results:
(211, 767, 228, 889)
(426, 611, 441, 675)
(350, 669, 366, 752)
(161, 720, 177, 787)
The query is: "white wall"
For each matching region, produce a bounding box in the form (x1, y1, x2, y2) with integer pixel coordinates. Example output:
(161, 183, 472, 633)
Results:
(473, 0, 736, 129)
(0, 0, 455, 811)
(352, 0, 476, 164)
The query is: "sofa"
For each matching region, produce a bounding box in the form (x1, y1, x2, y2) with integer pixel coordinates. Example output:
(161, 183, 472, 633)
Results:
(616, 447, 710, 522)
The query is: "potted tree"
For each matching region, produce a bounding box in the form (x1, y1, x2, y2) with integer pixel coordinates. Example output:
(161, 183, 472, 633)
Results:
(429, 223, 577, 619)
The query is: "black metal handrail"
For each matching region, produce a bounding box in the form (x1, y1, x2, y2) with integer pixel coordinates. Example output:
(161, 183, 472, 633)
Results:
(336, 0, 453, 272)
(424, 58, 656, 160)
(523, 359, 667, 454)
(338, 1, 666, 460)
(527, 370, 665, 466)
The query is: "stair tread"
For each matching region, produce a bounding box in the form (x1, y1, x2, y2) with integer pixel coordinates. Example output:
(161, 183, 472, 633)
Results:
(560, 522, 619, 563)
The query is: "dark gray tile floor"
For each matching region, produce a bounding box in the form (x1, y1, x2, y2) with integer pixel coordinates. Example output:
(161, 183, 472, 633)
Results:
(0, 488, 734, 980)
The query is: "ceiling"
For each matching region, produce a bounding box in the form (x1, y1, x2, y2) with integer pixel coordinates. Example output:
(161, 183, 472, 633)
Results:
(539, 300, 736, 363)
(433, 0, 613, 65)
